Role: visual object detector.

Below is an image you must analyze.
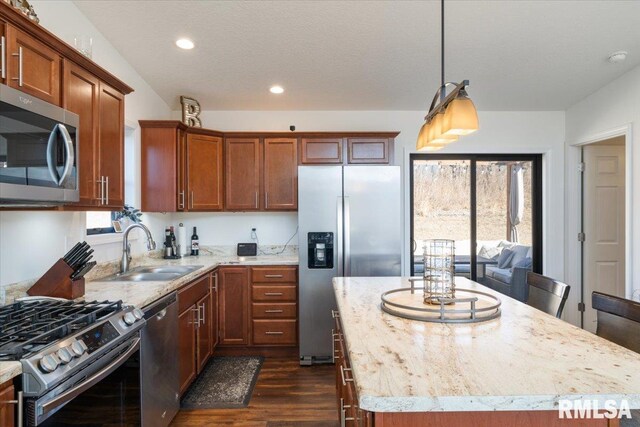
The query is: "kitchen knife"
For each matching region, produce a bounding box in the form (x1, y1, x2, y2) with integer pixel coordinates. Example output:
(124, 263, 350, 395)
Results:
(63, 242, 83, 263)
(65, 243, 89, 266)
(70, 249, 94, 270)
(70, 261, 96, 280)
(67, 246, 92, 268)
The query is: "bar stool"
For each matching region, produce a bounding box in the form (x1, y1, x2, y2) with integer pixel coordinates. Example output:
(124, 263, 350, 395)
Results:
(525, 272, 570, 318)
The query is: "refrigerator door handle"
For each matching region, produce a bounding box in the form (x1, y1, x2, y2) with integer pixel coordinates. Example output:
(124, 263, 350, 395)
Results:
(344, 196, 351, 277)
(336, 196, 344, 277)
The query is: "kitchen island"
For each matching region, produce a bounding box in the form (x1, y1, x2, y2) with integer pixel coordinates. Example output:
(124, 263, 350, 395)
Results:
(333, 277, 640, 427)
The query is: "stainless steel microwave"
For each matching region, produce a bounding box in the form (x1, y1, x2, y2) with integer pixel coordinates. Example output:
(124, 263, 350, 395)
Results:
(0, 84, 79, 205)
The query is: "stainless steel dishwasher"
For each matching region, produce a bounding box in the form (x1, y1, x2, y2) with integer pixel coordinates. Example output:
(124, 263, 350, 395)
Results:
(141, 292, 179, 427)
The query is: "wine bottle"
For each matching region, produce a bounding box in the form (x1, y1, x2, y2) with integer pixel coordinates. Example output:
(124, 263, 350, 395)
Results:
(191, 226, 199, 256)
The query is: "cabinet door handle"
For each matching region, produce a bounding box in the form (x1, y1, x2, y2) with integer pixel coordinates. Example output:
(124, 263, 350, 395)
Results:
(265, 309, 283, 313)
(264, 274, 283, 278)
(199, 303, 206, 326)
(190, 306, 200, 326)
(265, 331, 283, 335)
(190, 191, 194, 209)
(264, 292, 283, 296)
(0, 391, 23, 427)
(98, 176, 105, 205)
(105, 176, 109, 205)
(340, 365, 354, 386)
(0, 36, 5, 80)
(265, 192, 269, 208)
(213, 274, 218, 292)
(178, 191, 185, 209)
(11, 46, 22, 86)
(254, 191, 258, 208)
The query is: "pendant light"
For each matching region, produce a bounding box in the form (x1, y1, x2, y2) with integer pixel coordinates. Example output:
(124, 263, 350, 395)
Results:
(417, 0, 478, 151)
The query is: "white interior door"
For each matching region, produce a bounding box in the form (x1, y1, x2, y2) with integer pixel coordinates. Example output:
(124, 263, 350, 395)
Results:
(583, 143, 625, 332)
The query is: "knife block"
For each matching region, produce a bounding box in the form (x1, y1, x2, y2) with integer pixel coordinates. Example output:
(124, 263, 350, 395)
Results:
(27, 258, 86, 299)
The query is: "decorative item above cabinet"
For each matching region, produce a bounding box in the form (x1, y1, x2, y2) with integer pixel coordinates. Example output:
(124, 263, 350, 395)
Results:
(139, 121, 399, 213)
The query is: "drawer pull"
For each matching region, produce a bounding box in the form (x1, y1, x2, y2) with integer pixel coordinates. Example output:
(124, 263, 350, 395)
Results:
(264, 274, 284, 278)
(340, 365, 354, 386)
(265, 331, 284, 335)
(265, 309, 284, 313)
(264, 292, 283, 296)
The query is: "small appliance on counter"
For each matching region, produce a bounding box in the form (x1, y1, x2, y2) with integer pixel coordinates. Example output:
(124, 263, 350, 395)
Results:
(27, 241, 96, 299)
(163, 226, 181, 259)
(237, 242, 257, 257)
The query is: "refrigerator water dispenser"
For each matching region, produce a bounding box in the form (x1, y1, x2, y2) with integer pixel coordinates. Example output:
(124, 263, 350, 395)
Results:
(308, 232, 333, 269)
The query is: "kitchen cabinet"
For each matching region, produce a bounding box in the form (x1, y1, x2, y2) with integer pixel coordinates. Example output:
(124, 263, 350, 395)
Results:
(0, 380, 15, 427)
(187, 133, 224, 211)
(224, 137, 260, 211)
(177, 273, 212, 394)
(300, 138, 343, 164)
(6, 24, 61, 105)
(140, 122, 225, 212)
(62, 60, 99, 206)
(218, 267, 250, 346)
(97, 82, 125, 208)
(250, 266, 298, 347)
(264, 138, 297, 210)
(62, 67, 126, 209)
(347, 137, 391, 164)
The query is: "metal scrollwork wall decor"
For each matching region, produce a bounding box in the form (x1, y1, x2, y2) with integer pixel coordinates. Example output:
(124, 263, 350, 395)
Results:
(180, 96, 202, 128)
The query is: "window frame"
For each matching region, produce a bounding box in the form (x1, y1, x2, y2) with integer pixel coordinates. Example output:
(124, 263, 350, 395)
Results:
(86, 211, 117, 235)
(409, 153, 543, 279)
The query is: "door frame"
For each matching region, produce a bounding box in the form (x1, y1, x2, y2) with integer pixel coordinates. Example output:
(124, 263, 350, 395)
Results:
(409, 153, 543, 280)
(568, 124, 633, 328)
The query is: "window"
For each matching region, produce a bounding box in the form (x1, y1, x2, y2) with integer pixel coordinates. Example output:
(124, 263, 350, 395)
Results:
(410, 154, 542, 282)
(86, 211, 116, 235)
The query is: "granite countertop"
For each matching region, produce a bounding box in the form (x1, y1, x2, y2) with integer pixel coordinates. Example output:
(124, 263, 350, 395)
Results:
(333, 276, 640, 413)
(0, 253, 298, 382)
(83, 253, 298, 309)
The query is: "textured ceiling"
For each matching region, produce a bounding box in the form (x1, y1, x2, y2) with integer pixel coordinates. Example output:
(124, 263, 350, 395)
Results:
(73, 0, 640, 111)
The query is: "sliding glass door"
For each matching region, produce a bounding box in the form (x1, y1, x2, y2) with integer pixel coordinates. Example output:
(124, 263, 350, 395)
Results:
(410, 154, 542, 285)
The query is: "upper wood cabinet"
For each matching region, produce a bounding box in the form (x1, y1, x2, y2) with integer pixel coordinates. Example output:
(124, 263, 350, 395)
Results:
(225, 138, 260, 211)
(347, 137, 391, 164)
(301, 138, 343, 164)
(0, 380, 15, 427)
(187, 133, 223, 211)
(264, 138, 297, 210)
(140, 122, 224, 212)
(63, 61, 99, 206)
(97, 82, 125, 208)
(6, 24, 61, 105)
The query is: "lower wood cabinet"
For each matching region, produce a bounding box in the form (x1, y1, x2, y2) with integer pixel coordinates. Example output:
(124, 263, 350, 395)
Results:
(0, 380, 16, 427)
(178, 273, 214, 394)
(218, 265, 298, 349)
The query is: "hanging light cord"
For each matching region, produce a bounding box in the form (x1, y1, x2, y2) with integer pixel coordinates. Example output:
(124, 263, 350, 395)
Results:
(440, 0, 445, 102)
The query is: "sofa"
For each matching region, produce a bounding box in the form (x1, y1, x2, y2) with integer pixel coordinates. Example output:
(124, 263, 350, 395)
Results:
(482, 244, 533, 302)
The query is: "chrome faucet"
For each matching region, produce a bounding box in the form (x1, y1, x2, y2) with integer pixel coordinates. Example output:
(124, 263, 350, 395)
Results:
(121, 223, 157, 273)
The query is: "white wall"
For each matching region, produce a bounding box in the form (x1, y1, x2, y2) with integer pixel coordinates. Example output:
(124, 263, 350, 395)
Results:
(565, 65, 640, 312)
(182, 109, 566, 289)
(0, 1, 171, 287)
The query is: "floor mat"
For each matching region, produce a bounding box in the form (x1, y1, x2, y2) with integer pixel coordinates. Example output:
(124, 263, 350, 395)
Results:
(181, 356, 264, 409)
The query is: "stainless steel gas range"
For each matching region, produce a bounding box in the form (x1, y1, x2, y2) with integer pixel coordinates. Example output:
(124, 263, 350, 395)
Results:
(0, 298, 145, 426)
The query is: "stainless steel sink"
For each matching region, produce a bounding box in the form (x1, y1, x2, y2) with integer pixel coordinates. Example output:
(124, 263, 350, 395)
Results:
(99, 265, 204, 282)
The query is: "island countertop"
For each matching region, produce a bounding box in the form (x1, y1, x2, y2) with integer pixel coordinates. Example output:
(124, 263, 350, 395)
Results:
(333, 276, 640, 413)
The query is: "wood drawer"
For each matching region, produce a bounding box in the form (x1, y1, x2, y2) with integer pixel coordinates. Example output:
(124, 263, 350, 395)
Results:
(178, 274, 210, 313)
(252, 320, 297, 345)
(251, 267, 297, 283)
(252, 302, 297, 319)
(252, 285, 297, 302)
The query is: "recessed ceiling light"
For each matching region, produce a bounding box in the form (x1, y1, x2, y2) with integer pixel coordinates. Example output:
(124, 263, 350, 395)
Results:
(269, 85, 284, 94)
(608, 51, 627, 63)
(176, 38, 194, 50)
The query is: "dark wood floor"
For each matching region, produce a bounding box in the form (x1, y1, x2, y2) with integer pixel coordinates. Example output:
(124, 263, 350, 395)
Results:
(171, 357, 339, 426)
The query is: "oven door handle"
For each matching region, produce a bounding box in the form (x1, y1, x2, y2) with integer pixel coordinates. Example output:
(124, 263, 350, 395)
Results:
(45, 124, 75, 187)
(40, 338, 140, 417)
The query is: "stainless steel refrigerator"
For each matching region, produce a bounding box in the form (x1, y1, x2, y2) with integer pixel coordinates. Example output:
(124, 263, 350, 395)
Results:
(298, 165, 402, 365)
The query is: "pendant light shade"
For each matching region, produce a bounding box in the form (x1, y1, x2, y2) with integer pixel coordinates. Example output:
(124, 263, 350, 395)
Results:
(442, 90, 479, 136)
(415, 0, 478, 151)
(428, 112, 458, 145)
